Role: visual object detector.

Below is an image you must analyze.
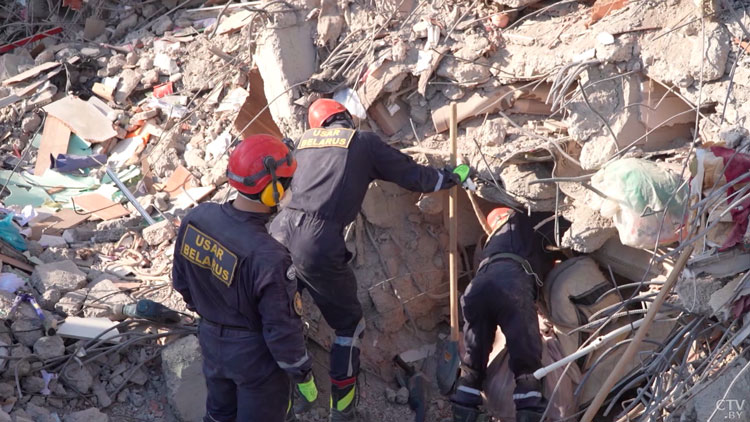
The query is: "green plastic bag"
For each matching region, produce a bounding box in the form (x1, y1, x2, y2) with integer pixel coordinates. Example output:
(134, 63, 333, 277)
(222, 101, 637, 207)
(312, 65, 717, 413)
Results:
(0, 213, 27, 251)
(590, 158, 687, 248)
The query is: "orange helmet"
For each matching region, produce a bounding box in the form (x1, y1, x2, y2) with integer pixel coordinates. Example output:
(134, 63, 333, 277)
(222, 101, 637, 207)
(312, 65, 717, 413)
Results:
(486, 207, 513, 232)
(308, 98, 349, 128)
(226, 134, 296, 205)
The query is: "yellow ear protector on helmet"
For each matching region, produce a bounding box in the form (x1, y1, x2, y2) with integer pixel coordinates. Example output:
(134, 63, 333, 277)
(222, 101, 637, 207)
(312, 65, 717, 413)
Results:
(259, 181, 284, 207)
(259, 156, 284, 207)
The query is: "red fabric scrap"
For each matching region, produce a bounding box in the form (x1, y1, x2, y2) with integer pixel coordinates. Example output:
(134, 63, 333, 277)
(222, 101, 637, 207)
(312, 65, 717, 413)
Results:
(710, 146, 750, 250)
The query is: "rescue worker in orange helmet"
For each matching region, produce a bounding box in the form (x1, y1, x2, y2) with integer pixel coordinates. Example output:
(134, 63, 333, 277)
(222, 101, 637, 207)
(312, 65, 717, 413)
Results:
(172, 134, 317, 422)
(451, 208, 568, 422)
(270, 99, 469, 421)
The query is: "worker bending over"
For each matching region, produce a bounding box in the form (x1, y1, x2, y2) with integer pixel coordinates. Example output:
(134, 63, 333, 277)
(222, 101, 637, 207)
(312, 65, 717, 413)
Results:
(452, 208, 565, 422)
(173, 135, 317, 422)
(271, 99, 467, 421)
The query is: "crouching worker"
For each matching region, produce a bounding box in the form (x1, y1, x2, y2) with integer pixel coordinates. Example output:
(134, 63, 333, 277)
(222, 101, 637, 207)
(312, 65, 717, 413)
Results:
(452, 208, 565, 422)
(172, 134, 317, 422)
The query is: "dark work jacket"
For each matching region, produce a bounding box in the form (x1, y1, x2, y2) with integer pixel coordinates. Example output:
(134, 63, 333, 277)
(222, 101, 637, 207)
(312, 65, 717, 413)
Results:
(285, 126, 456, 226)
(172, 202, 310, 378)
(481, 211, 567, 282)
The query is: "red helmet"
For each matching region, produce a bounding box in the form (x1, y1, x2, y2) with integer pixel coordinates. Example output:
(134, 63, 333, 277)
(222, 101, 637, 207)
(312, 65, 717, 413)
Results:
(487, 207, 513, 232)
(226, 134, 296, 195)
(308, 98, 348, 128)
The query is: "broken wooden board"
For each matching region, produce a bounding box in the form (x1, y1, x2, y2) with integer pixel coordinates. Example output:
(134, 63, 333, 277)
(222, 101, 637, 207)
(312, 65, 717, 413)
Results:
(14, 67, 63, 97)
(162, 165, 199, 199)
(43, 96, 117, 143)
(172, 186, 215, 210)
(72, 193, 130, 220)
(1, 61, 60, 86)
(0, 253, 34, 273)
(0, 238, 33, 272)
(30, 208, 90, 238)
(234, 69, 283, 139)
(34, 116, 71, 176)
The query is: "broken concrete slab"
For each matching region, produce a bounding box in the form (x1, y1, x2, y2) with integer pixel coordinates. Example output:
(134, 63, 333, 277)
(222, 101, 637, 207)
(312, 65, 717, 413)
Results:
(688, 358, 750, 422)
(84, 278, 131, 319)
(561, 203, 617, 253)
(162, 335, 207, 422)
(62, 407, 108, 422)
(31, 260, 87, 306)
(141, 219, 176, 246)
(32, 335, 65, 360)
(253, 21, 316, 139)
(114, 69, 142, 104)
(55, 288, 87, 316)
(11, 318, 44, 347)
(61, 363, 94, 393)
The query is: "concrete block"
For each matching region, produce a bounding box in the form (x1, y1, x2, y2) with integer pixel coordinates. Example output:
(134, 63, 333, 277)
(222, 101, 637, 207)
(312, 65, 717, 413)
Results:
(142, 220, 176, 246)
(162, 335, 207, 422)
(31, 260, 87, 306)
(63, 408, 108, 422)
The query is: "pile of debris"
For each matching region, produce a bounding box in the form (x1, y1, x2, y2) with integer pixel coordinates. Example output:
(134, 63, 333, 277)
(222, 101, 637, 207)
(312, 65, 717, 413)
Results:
(1, 0, 749, 420)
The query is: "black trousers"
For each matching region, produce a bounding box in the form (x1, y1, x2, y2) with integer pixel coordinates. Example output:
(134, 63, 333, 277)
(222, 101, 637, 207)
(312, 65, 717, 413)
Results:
(270, 208, 365, 381)
(198, 322, 290, 422)
(459, 260, 544, 409)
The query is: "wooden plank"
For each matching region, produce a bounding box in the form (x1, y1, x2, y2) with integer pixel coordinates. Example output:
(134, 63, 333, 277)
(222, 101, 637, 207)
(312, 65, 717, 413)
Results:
(30, 208, 90, 238)
(34, 116, 71, 176)
(0, 252, 34, 273)
(162, 166, 198, 199)
(1, 61, 60, 85)
(234, 69, 283, 139)
(73, 193, 130, 221)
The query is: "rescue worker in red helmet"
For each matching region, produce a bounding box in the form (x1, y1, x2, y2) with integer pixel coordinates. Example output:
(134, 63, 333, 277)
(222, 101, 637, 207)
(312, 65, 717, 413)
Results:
(172, 134, 317, 422)
(451, 208, 568, 422)
(270, 98, 468, 421)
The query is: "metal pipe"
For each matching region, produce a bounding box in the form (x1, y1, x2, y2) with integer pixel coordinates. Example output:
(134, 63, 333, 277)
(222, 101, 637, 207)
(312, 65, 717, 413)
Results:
(534, 317, 647, 380)
(105, 167, 156, 225)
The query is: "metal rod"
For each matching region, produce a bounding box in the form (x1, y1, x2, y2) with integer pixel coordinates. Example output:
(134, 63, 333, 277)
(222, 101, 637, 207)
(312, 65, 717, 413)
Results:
(106, 167, 156, 225)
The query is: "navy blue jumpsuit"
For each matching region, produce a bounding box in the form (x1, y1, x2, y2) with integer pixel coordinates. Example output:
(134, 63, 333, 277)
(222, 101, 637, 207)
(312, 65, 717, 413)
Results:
(173, 202, 311, 422)
(270, 126, 456, 383)
(456, 211, 564, 412)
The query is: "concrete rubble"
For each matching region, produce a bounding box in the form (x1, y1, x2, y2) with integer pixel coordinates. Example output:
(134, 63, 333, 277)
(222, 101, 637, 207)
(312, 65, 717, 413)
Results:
(0, 0, 748, 421)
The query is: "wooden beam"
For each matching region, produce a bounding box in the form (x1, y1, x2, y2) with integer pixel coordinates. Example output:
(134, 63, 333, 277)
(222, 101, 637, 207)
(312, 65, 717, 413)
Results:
(34, 116, 71, 176)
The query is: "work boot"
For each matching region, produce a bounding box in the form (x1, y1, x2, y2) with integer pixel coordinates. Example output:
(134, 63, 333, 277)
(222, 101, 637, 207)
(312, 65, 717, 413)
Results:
(452, 402, 488, 422)
(329, 378, 358, 422)
(293, 372, 318, 415)
(293, 385, 314, 415)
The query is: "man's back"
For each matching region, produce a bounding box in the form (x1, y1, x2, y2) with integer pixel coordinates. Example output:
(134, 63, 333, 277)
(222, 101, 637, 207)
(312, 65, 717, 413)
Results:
(172, 202, 291, 330)
(287, 127, 449, 225)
